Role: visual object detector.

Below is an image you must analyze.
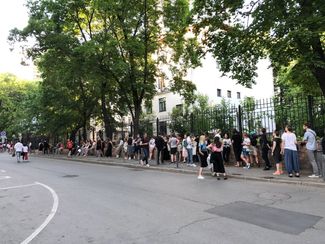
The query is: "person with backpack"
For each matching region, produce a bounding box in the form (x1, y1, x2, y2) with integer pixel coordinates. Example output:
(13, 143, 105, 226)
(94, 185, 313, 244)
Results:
(303, 123, 321, 178)
(260, 128, 271, 170)
(249, 131, 260, 167)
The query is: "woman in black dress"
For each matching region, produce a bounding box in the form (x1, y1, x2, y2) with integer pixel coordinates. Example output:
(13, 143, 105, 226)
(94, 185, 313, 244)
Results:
(105, 138, 113, 157)
(231, 129, 242, 167)
(208, 137, 227, 180)
(271, 130, 283, 175)
(197, 134, 208, 179)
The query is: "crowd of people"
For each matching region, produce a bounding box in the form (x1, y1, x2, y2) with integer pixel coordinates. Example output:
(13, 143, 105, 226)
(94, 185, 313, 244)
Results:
(0, 141, 30, 162)
(3, 122, 323, 180)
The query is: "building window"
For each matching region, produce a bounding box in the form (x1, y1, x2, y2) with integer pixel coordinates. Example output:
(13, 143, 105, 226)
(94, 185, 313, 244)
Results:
(159, 121, 167, 135)
(158, 76, 165, 90)
(159, 97, 166, 112)
(217, 89, 222, 97)
(227, 90, 231, 98)
(176, 104, 183, 110)
(237, 92, 241, 99)
(145, 102, 152, 114)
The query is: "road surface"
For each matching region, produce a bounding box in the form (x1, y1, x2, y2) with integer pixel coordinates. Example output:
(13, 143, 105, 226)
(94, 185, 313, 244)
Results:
(0, 153, 324, 244)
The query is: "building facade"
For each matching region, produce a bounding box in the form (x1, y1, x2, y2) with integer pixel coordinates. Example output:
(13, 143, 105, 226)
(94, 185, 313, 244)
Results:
(149, 54, 274, 135)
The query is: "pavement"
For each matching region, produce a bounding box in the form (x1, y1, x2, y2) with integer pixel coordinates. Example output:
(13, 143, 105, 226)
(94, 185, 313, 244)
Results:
(34, 153, 325, 187)
(1, 153, 325, 244)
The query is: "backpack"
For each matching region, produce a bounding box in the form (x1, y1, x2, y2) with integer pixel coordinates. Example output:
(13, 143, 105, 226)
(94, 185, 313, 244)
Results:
(250, 134, 258, 147)
(183, 139, 188, 147)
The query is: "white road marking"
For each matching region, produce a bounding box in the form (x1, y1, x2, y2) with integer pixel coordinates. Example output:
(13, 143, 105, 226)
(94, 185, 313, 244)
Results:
(21, 182, 59, 244)
(0, 176, 11, 180)
(0, 183, 37, 190)
(0, 170, 6, 173)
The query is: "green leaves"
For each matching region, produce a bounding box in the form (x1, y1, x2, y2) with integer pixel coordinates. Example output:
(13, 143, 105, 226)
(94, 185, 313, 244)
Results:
(0, 73, 41, 137)
(192, 0, 325, 94)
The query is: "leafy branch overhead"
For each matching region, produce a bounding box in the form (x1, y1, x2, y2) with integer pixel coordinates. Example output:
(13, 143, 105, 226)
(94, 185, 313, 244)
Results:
(192, 0, 325, 94)
(9, 0, 200, 137)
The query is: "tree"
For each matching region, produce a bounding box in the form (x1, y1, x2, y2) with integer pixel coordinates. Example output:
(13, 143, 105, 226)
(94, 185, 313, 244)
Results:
(9, 0, 198, 137)
(192, 0, 325, 95)
(0, 73, 40, 139)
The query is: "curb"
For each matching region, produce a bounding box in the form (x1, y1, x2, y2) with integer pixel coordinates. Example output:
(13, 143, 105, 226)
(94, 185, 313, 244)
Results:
(34, 155, 325, 188)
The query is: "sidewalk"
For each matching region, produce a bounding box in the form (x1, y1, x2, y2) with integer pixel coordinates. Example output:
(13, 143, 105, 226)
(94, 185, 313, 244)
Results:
(34, 154, 325, 187)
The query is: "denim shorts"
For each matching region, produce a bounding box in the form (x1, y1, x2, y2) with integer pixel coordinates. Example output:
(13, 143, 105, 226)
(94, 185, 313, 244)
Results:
(242, 148, 250, 156)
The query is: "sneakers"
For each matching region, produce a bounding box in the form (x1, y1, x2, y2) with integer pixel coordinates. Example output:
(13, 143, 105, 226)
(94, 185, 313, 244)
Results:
(243, 164, 250, 169)
(187, 164, 197, 167)
(197, 175, 204, 180)
(146, 164, 150, 167)
(308, 174, 320, 178)
(273, 171, 281, 175)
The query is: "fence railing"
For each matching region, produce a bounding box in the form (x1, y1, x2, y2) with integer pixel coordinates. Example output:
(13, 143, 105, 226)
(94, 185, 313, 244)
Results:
(117, 95, 325, 137)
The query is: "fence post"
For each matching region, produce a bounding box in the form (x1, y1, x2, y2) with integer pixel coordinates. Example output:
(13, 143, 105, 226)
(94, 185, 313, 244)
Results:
(190, 113, 194, 134)
(121, 121, 124, 139)
(238, 105, 243, 134)
(307, 95, 314, 128)
(156, 117, 159, 136)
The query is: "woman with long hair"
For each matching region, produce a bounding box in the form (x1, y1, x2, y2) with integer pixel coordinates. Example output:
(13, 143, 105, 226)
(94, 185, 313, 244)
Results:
(197, 134, 208, 179)
(208, 137, 227, 180)
(281, 125, 300, 177)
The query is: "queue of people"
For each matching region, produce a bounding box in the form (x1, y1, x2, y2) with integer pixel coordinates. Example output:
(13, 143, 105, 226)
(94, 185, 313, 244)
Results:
(6, 122, 323, 180)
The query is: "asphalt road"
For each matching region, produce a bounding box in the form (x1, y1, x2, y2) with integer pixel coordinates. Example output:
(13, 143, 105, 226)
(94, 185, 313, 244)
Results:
(0, 153, 325, 244)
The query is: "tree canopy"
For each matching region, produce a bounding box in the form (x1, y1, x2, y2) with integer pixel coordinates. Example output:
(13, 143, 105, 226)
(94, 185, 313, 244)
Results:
(9, 0, 198, 138)
(192, 0, 325, 95)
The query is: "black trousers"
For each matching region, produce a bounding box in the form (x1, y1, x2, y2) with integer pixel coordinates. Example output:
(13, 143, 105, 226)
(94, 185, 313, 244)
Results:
(262, 148, 271, 167)
(223, 147, 230, 162)
(156, 148, 163, 164)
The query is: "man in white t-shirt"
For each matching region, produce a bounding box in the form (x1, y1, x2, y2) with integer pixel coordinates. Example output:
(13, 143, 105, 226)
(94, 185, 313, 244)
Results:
(14, 141, 24, 163)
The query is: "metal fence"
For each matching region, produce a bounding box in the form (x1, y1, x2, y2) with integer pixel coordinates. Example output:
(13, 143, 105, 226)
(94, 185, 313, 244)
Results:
(119, 95, 325, 137)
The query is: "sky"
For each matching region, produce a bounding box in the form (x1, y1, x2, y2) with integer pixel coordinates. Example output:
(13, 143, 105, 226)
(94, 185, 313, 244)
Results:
(0, 0, 35, 80)
(0, 0, 274, 99)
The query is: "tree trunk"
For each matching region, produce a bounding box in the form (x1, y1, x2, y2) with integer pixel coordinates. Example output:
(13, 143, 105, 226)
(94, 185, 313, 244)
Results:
(314, 67, 325, 97)
(100, 87, 114, 140)
(133, 103, 142, 136)
(70, 126, 81, 143)
(82, 121, 87, 141)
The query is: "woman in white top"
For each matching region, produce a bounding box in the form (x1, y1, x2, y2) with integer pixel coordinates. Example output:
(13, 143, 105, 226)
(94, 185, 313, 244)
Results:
(222, 133, 232, 163)
(281, 125, 300, 177)
(149, 137, 156, 160)
(241, 133, 251, 169)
